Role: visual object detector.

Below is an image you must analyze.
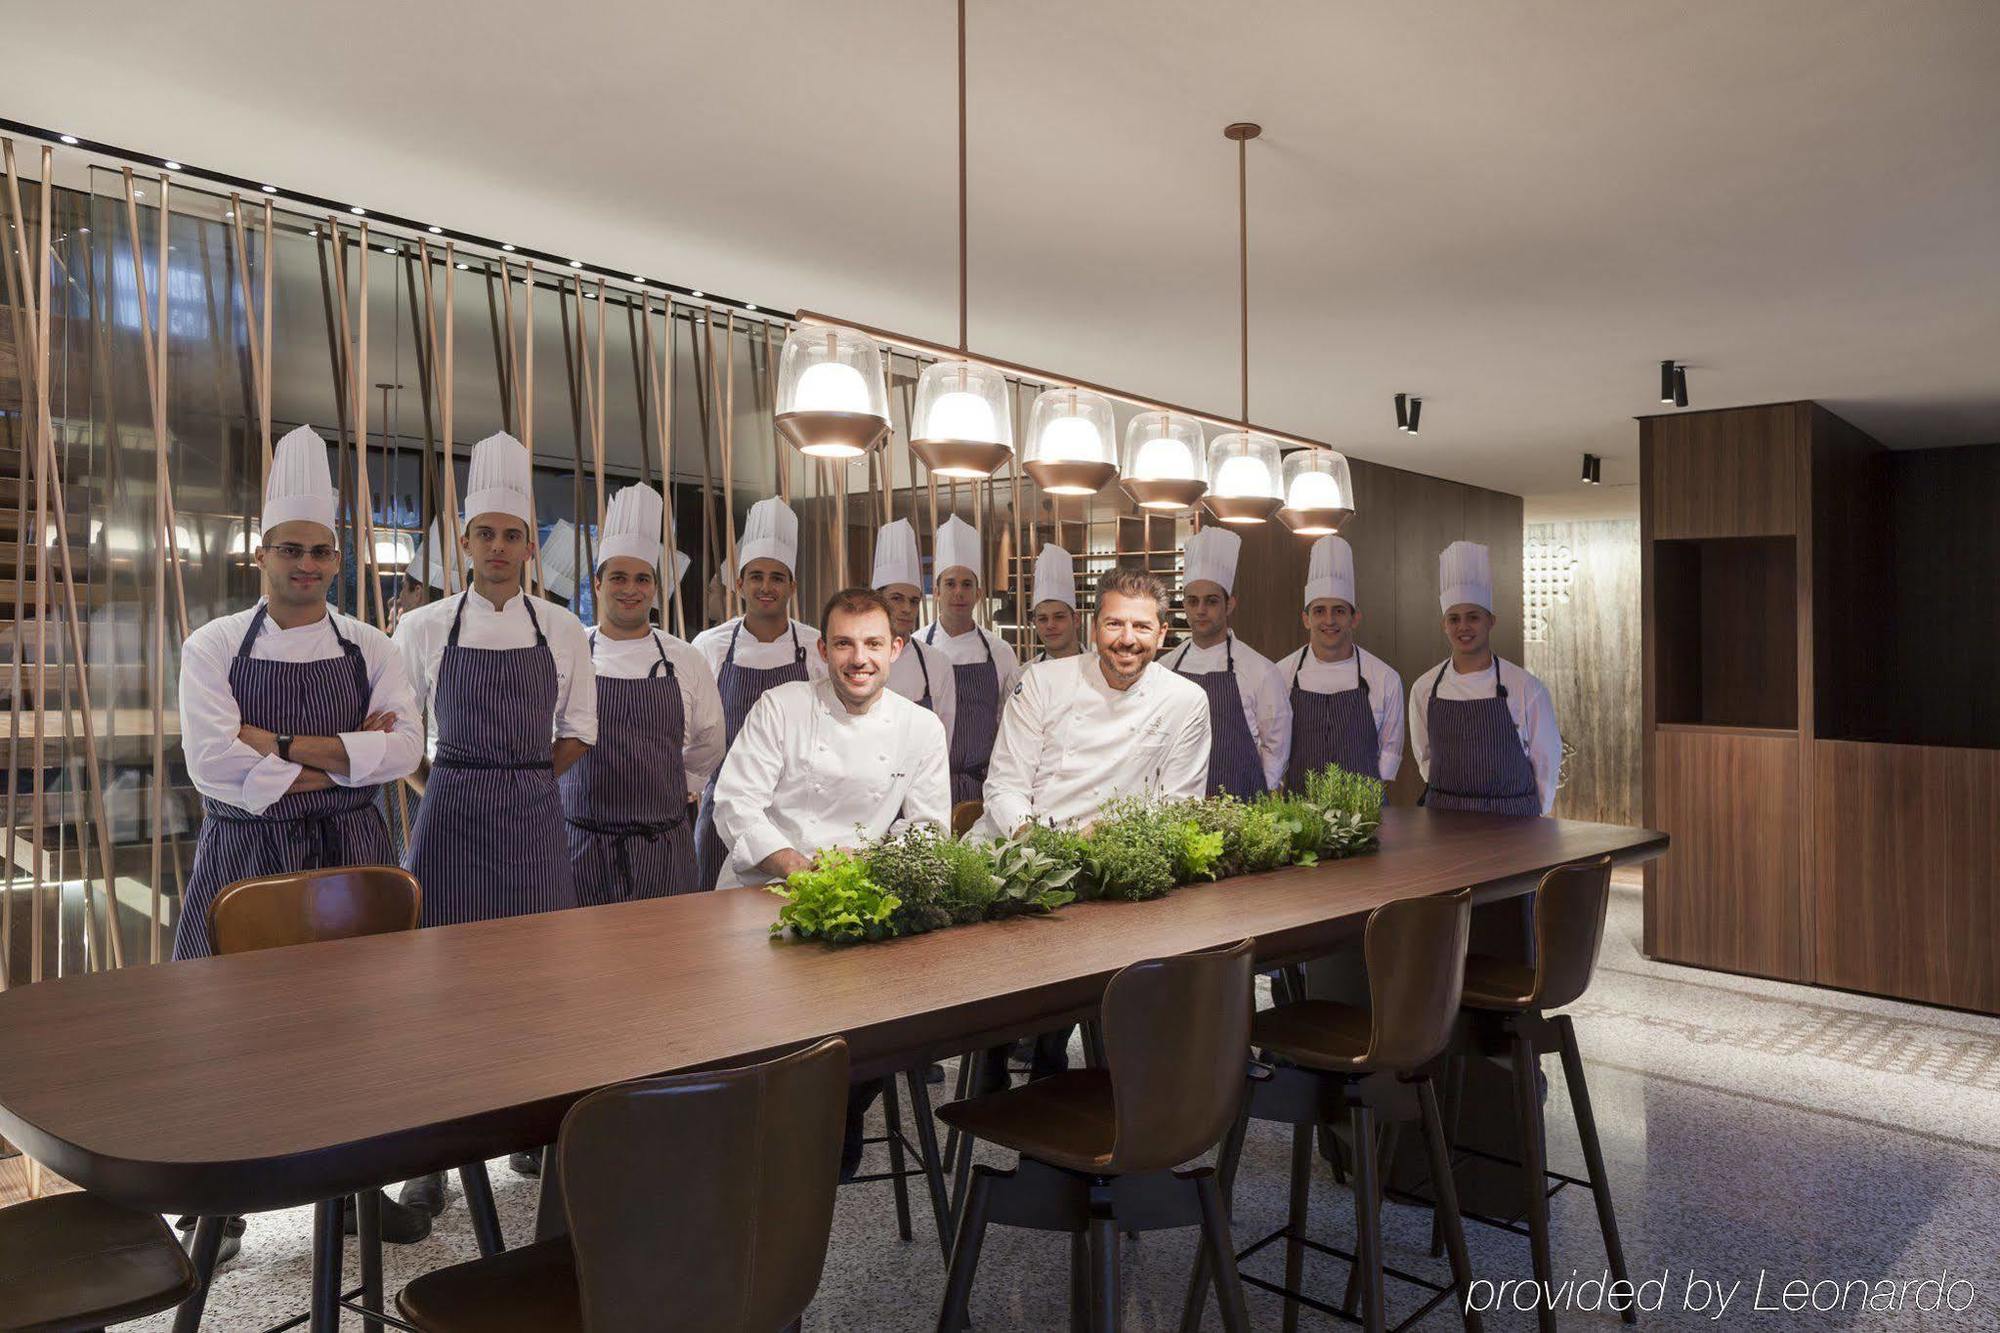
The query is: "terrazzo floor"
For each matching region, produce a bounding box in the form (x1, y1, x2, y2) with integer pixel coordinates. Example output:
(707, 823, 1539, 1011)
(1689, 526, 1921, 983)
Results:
(114, 878, 2000, 1330)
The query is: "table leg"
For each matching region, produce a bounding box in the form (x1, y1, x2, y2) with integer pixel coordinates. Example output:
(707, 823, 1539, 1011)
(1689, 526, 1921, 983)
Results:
(358, 1190, 384, 1333)
(460, 1160, 505, 1256)
(171, 1216, 227, 1333)
(310, 1198, 343, 1333)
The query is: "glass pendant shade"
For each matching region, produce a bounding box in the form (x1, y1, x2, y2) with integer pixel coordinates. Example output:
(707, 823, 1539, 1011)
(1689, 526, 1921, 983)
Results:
(774, 327, 891, 458)
(1201, 430, 1284, 524)
(1119, 411, 1208, 510)
(1278, 449, 1356, 535)
(1023, 387, 1119, 496)
(911, 359, 1014, 478)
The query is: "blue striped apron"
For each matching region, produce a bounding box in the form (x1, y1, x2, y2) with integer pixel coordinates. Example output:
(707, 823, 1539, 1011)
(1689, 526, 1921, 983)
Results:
(403, 592, 577, 927)
(173, 605, 392, 960)
(694, 621, 809, 890)
(1283, 646, 1384, 789)
(1169, 634, 1268, 800)
(1420, 656, 1542, 958)
(561, 631, 698, 902)
(925, 625, 1000, 804)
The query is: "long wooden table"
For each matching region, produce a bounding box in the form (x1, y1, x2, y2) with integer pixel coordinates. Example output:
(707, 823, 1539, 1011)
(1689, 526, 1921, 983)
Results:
(0, 810, 1665, 1220)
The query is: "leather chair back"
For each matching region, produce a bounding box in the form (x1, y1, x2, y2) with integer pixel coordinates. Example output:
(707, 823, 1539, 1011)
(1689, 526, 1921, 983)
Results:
(1102, 938, 1255, 1175)
(210, 865, 421, 954)
(1530, 856, 1614, 1011)
(1362, 889, 1471, 1071)
(559, 1036, 849, 1333)
(950, 800, 984, 838)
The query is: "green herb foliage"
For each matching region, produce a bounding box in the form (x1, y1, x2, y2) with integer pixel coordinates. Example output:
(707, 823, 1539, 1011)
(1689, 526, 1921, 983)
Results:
(986, 831, 1081, 916)
(863, 824, 957, 935)
(768, 850, 901, 943)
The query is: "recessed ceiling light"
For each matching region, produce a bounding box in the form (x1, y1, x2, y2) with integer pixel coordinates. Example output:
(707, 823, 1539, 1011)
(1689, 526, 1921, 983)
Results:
(632, 275, 645, 283)
(163, 160, 181, 171)
(501, 243, 516, 252)
(133, 189, 145, 199)
(59, 134, 79, 145)
(261, 184, 278, 193)
(455, 262, 470, 270)
(428, 225, 443, 234)
(745, 303, 758, 311)
(690, 290, 703, 298)
(382, 245, 397, 254)
(350, 206, 366, 216)
(569, 259, 584, 268)
(224, 210, 234, 220)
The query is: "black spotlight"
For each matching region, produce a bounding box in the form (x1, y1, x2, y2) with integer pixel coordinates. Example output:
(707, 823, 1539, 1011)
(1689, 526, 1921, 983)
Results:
(1395, 392, 1409, 431)
(1581, 453, 1603, 485)
(1660, 360, 1676, 404)
(1673, 365, 1689, 408)
(1407, 397, 1423, 434)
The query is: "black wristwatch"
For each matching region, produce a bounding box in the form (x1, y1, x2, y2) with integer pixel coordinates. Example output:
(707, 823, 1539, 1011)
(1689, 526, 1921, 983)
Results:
(276, 734, 295, 762)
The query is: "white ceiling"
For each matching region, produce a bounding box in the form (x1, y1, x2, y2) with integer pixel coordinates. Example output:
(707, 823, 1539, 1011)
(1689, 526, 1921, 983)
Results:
(10, 0, 2000, 498)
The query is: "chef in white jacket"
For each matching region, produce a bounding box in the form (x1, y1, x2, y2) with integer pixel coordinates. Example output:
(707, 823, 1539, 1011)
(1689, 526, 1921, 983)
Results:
(711, 587, 950, 890)
(980, 566, 1209, 836)
(1271, 535, 1405, 788)
(1164, 527, 1286, 797)
(871, 518, 956, 747)
(917, 515, 1019, 802)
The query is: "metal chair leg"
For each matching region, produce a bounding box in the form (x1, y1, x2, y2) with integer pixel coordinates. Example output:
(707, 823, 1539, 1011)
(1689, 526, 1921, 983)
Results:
(1557, 1014, 1635, 1324)
(1088, 1203, 1121, 1333)
(902, 1065, 958, 1260)
(1284, 1121, 1313, 1333)
(882, 1074, 915, 1242)
(459, 1160, 505, 1257)
(171, 1216, 228, 1333)
(358, 1190, 384, 1333)
(1349, 1104, 1387, 1333)
(1511, 1030, 1558, 1333)
(1071, 1229, 1092, 1332)
(1418, 1078, 1484, 1333)
(1194, 1171, 1250, 1333)
(1182, 1098, 1252, 1331)
(936, 1167, 994, 1333)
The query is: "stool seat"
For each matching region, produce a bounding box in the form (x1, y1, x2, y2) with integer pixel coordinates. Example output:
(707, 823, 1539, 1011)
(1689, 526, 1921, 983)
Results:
(935, 1068, 1115, 1174)
(0, 1192, 199, 1333)
(1251, 999, 1375, 1071)
(395, 1237, 582, 1333)
(1460, 954, 1539, 1010)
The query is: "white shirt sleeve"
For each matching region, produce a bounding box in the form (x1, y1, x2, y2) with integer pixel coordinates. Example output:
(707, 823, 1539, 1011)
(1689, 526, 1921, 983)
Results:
(987, 629, 1021, 691)
(329, 622, 425, 788)
(1523, 675, 1562, 815)
(895, 708, 953, 835)
(981, 667, 1047, 836)
(394, 610, 437, 731)
(1251, 659, 1290, 792)
(1407, 665, 1436, 785)
(178, 619, 302, 814)
(1161, 688, 1213, 802)
(712, 689, 794, 872)
(1374, 664, 1406, 784)
(929, 641, 958, 751)
(550, 612, 599, 746)
(677, 641, 727, 798)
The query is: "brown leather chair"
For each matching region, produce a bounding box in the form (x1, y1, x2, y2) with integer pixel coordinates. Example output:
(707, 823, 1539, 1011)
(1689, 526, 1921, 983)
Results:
(937, 939, 1256, 1333)
(1183, 890, 1480, 1333)
(1450, 855, 1630, 1333)
(949, 799, 983, 838)
(0, 1191, 199, 1333)
(396, 1035, 849, 1332)
(209, 863, 421, 954)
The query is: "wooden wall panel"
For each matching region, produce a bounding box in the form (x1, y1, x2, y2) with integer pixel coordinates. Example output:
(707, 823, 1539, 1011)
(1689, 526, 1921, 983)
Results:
(1525, 519, 1641, 827)
(1812, 741, 2000, 1013)
(1808, 407, 1891, 741)
(1642, 402, 1806, 539)
(1883, 444, 2000, 750)
(1646, 728, 1806, 981)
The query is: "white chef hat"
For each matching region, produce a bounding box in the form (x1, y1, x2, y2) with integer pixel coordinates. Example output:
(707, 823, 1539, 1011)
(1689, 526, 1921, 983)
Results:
(261, 425, 338, 538)
(664, 549, 692, 592)
(407, 517, 449, 591)
(597, 483, 665, 572)
(1439, 540, 1493, 613)
(540, 519, 579, 600)
(872, 518, 922, 590)
(735, 496, 799, 576)
(1182, 526, 1242, 595)
(1304, 535, 1356, 610)
(934, 515, 982, 580)
(1032, 544, 1076, 608)
(462, 431, 534, 528)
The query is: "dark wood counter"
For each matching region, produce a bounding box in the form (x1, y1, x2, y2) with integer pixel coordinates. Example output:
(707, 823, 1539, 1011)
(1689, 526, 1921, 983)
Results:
(0, 809, 1665, 1215)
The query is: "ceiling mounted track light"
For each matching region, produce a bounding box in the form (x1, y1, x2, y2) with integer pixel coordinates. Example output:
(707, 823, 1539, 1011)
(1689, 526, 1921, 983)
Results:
(1659, 360, 1676, 404)
(1581, 453, 1603, 485)
(1673, 365, 1689, 408)
(1660, 360, 1690, 407)
(1395, 393, 1408, 431)
(1406, 396, 1423, 435)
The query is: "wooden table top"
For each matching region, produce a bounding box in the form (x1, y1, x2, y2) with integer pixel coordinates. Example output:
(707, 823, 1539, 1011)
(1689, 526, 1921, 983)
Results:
(0, 809, 1665, 1214)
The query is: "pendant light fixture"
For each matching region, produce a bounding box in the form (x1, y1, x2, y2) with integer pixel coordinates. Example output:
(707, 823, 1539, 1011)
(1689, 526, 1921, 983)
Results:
(1278, 448, 1355, 535)
(1024, 386, 1118, 495)
(1120, 410, 1208, 510)
(1202, 123, 1284, 526)
(774, 325, 892, 458)
(909, 0, 1013, 480)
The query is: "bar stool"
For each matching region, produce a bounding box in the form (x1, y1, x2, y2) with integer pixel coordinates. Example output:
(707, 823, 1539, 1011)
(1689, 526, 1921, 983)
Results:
(396, 1035, 849, 1332)
(1446, 855, 1630, 1333)
(189, 864, 507, 1333)
(0, 1192, 199, 1333)
(936, 939, 1257, 1333)
(1183, 890, 1481, 1333)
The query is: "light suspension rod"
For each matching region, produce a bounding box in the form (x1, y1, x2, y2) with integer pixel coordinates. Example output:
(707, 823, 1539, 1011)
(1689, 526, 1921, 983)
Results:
(958, 0, 968, 352)
(1225, 121, 1261, 424)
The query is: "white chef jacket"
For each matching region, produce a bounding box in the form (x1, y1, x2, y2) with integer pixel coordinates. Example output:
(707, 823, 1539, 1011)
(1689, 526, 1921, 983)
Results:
(179, 601, 424, 815)
(711, 678, 951, 889)
(1408, 657, 1561, 815)
(1163, 634, 1289, 791)
(1003, 648, 1090, 698)
(1270, 645, 1407, 783)
(887, 635, 957, 749)
(394, 589, 598, 753)
(979, 655, 1211, 837)
(690, 616, 829, 682)
(585, 626, 728, 798)
(915, 621, 1019, 699)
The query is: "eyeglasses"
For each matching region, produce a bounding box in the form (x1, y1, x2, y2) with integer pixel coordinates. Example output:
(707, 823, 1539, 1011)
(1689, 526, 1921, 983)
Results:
(265, 543, 341, 562)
